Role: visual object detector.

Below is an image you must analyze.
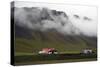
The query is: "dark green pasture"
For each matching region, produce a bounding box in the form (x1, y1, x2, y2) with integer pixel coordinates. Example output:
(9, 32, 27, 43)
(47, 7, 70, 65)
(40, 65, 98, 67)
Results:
(14, 53, 97, 65)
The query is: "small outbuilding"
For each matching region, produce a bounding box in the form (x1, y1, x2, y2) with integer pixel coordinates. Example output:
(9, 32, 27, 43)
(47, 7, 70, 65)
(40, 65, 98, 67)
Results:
(82, 49, 93, 54)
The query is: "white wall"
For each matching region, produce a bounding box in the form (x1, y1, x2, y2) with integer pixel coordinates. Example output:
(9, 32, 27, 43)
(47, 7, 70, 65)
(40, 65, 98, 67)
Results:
(0, 0, 100, 67)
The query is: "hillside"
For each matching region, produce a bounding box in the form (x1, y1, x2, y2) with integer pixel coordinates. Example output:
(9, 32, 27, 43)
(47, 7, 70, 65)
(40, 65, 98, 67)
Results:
(15, 25, 97, 55)
(12, 7, 97, 55)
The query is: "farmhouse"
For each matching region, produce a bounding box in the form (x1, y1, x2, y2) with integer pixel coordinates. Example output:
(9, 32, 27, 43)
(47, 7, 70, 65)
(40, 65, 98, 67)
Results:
(39, 48, 58, 54)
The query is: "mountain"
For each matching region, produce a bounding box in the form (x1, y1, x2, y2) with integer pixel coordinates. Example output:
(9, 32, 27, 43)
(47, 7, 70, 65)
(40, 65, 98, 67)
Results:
(12, 7, 97, 54)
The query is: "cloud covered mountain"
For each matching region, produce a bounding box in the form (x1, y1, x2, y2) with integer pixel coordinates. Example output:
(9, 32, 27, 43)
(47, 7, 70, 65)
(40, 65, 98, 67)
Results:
(14, 7, 88, 35)
(14, 7, 96, 37)
(11, 7, 97, 52)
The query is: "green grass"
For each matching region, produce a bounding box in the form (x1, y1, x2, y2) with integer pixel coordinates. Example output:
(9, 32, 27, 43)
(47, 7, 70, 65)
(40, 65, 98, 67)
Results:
(14, 54, 97, 65)
(15, 58, 97, 65)
(14, 36, 97, 65)
(15, 37, 92, 56)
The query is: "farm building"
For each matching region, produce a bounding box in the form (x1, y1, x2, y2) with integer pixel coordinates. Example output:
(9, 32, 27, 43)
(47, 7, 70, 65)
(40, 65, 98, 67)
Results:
(38, 48, 58, 54)
(82, 49, 93, 54)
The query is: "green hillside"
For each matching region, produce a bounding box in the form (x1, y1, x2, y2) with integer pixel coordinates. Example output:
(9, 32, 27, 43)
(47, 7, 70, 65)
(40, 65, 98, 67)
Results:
(15, 31, 97, 56)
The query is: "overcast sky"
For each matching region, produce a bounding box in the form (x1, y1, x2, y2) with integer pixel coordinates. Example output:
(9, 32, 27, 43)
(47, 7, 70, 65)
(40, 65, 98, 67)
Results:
(14, 1, 98, 36)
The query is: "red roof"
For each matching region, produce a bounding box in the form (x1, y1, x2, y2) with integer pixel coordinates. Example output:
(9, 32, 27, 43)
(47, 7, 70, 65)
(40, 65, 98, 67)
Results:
(42, 48, 55, 52)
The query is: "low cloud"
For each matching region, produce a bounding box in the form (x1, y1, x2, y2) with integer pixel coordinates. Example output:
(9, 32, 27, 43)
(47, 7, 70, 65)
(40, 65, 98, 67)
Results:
(14, 7, 97, 37)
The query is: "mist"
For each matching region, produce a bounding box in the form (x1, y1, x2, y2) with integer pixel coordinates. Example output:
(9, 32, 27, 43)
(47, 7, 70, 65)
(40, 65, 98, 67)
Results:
(14, 6, 97, 37)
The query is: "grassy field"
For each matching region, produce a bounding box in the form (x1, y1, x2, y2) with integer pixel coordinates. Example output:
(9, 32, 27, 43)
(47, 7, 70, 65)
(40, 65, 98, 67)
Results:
(14, 34, 97, 65)
(15, 58, 97, 66)
(14, 53, 97, 65)
(15, 37, 96, 55)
